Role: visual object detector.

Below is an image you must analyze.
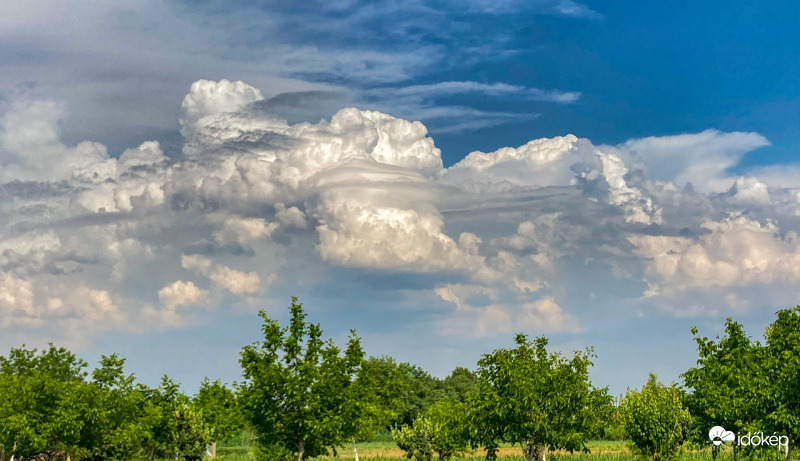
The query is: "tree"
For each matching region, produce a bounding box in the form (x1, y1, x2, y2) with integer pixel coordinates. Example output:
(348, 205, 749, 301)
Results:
(238, 297, 367, 461)
(468, 334, 611, 461)
(392, 401, 469, 460)
(396, 363, 445, 427)
(683, 319, 764, 461)
(171, 403, 212, 461)
(82, 354, 159, 461)
(0, 345, 90, 458)
(621, 374, 691, 460)
(440, 367, 476, 403)
(358, 356, 407, 433)
(763, 306, 800, 461)
(145, 375, 212, 461)
(194, 379, 243, 443)
(0, 344, 88, 382)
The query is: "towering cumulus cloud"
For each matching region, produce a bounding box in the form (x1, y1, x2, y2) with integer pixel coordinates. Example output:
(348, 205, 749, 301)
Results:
(0, 79, 798, 347)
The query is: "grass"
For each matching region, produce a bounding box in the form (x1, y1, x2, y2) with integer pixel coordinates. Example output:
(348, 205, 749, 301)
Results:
(212, 439, 793, 461)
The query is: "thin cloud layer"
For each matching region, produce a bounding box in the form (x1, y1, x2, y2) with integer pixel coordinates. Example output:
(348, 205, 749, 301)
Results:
(1, 79, 799, 348)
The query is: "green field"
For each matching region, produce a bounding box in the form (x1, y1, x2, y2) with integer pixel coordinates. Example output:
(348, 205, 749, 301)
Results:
(213, 440, 793, 461)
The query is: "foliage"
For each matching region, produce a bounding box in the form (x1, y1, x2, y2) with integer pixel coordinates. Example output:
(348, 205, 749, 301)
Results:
(81, 354, 159, 461)
(392, 400, 469, 460)
(359, 356, 409, 434)
(393, 416, 438, 460)
(763, 306, 800, 461)
(599, 399, 627, 441)
(172, 402, 212, 461)
(0, 344, 90, 457)
(194, 379, 243, 442)
(395, 363, 448, 427)
(621, 374, 691, 460)
(441, 367, 477, 403)
(237, 296, 367, 461)
(468, 334, 612, 461)
(361, 357, 475, 430)
(683, 319, 764, 449)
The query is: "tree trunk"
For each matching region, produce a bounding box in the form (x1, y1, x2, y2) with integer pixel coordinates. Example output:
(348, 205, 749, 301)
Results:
(734, 442, 739, 461)
(524, 443, 544, 461)
(352, 437, 359, 461)
(297, 440, 305, 461)
(786, 437, 792, 461)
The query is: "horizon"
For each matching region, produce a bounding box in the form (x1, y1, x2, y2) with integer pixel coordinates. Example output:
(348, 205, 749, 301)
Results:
(1, 0, 799, 399)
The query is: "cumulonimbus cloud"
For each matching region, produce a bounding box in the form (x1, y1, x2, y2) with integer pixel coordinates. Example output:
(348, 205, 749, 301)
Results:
(0, 79, 798, 347)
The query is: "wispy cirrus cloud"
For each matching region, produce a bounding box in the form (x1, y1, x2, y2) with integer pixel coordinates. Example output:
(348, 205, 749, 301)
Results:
(358, 81, 578, 133)
(0, 0, 598, 154)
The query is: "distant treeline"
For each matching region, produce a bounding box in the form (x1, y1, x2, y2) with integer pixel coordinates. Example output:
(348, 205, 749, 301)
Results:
(0, 298, 797, 461)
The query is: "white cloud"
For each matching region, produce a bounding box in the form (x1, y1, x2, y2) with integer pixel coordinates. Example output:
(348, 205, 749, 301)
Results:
(439, 134, 588, 188)
(609, 129, 770, 192)
(180, 79, 265, 139)
(630, 214, 800, 297)
(182, 254, 263, 295)
(214, 217, 279, 245)
(518, 297, 582, 333)
(209, 266, 262, 295)
(435, 286, 580, 337)
(0, 99, 109, 183)
(158, 280, 208, 309)
(1, 78, 799, 347)
(0, 273, 36, 328)
(727, 177, 771, 205)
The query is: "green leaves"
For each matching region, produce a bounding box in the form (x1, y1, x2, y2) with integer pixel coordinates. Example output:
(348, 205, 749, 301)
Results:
(193, 379, 243, 443)
(763, 306, 800, 455)
(467, 334, 611, 461)
(683, 318, 764, 442)
(621, 374, 691, 461)
(237, 296, 368, 461)
(0, 344, 213, 461)
(392, 400, 469, 461)
(683, 307, 800, 461)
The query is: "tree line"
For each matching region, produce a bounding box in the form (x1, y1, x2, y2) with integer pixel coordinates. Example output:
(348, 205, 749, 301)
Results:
(0, 297, 798, 461)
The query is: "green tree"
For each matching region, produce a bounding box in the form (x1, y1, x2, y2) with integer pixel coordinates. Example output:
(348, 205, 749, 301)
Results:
(0, 345, 90, 458)
(358, 356, 407, 433)
(82, 354, 159, 461)
(148, 376, 211, 461)
(468, 334, 611, 461)
(194, 379, 243, 443)
(392, 400, 469, 460)
(683, 319, 764, 461)
(763, 306, 800, 461)
(0, 344, 88, 381)
(440, 367, 476, 403)
(396, 363, 445, 427)
(238, 297, 367, 461)
(621, 374, 691, 460)
(172, 402, 212, 461)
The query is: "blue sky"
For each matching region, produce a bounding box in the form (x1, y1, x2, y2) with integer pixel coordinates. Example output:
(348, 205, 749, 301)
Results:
(0, 0, 798, 396)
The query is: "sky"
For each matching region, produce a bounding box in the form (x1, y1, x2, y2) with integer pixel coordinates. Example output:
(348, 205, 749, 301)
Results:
(0, 0, 799, 396)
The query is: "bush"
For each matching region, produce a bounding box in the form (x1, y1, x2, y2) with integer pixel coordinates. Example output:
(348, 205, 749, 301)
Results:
(621, 374, 691, 461)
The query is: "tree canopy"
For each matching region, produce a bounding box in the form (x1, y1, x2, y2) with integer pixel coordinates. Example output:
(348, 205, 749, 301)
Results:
(237, 296, 367, 461)
(468, 334, 611, 461)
